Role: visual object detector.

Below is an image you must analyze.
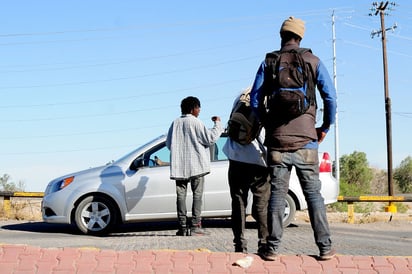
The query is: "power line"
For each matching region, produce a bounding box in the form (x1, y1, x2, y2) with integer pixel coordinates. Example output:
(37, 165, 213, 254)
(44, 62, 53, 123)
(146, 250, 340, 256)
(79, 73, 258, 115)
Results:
(0, 16, 267, 38)
(393, 111, 412, 117)
(0, 93, 234, 123)
(0, 124, 167, 140)
(0, 37, 267, 73)
(1, 144, 139, 156)
(0, 78, 244, 109)
(0, 10, 346, 38)
(0, 56, 258, 90)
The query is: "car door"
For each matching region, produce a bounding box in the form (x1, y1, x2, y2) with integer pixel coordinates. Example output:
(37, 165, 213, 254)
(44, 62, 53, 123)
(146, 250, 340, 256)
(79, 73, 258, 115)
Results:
(123, 143, 178, 221)
(202, 136, 232, 217)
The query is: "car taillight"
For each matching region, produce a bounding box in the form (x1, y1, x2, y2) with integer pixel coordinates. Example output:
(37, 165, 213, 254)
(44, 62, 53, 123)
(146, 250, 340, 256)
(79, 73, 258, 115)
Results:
(319, 152, 332, 173)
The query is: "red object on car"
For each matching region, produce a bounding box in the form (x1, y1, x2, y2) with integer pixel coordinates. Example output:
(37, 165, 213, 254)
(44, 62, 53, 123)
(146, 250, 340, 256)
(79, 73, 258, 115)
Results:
(319, 152, 332, 173)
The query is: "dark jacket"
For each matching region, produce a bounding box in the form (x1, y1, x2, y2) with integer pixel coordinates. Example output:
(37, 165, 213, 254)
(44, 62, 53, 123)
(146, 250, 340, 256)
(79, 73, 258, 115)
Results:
(250, 41, 337, 151)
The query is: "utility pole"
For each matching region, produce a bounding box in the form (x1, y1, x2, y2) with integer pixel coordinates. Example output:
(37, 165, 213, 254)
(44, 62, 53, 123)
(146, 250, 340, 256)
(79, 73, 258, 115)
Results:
(369, 1, 397, 212)
(331, 11, 340, 184)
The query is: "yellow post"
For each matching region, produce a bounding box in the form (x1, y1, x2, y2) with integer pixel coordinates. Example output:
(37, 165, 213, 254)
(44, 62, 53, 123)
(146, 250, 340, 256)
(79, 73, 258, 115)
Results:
(347, 201, 354, 224)
(384, 201, 397, 213)
(2, 196, 11, 218)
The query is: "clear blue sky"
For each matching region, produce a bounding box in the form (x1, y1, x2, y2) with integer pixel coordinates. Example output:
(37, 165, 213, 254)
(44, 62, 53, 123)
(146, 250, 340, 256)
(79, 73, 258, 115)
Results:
(1, 1, 411, 191)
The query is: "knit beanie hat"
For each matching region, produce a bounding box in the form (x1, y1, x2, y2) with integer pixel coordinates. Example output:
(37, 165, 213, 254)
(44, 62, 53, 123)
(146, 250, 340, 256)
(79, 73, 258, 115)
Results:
(280, 16, 305, 39)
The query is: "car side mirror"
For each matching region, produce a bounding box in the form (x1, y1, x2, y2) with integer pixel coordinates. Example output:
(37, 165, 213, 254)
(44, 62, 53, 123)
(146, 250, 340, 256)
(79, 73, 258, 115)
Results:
(130, 158, 144, 171)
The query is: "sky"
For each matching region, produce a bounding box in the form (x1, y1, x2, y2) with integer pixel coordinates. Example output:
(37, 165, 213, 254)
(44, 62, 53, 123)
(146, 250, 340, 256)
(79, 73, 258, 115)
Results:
(1, 1, 411, 192)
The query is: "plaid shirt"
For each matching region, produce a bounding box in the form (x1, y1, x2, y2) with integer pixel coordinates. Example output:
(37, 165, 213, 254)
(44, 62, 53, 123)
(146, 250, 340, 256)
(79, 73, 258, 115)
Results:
(166, 114, 223, 180)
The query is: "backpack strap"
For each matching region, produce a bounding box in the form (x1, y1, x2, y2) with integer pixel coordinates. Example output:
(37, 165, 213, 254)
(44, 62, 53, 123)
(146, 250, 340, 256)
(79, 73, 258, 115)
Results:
(296, 48, 316, 107)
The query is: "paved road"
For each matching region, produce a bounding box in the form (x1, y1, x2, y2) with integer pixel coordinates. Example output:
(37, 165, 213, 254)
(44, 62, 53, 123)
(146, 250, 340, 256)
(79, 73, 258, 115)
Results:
(1, 216, 411, 273)
(0, 216, 411, 256)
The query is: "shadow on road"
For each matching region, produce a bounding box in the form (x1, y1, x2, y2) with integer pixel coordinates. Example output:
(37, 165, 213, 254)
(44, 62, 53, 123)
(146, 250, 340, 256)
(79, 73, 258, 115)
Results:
(1, 221, 79, 234)
(1, 218, 299, 237)
(0, 218, 249, 233)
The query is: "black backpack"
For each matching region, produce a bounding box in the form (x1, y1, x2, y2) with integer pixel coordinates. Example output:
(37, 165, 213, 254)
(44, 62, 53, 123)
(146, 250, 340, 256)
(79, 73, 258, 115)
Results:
(227, 88, 261, 145)
(264, 48, 315, 120)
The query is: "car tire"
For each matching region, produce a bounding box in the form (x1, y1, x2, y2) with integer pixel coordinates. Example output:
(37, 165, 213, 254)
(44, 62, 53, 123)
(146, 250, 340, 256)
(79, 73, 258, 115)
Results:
(74, 195, 116, 235)
(283, 193, 296, 227)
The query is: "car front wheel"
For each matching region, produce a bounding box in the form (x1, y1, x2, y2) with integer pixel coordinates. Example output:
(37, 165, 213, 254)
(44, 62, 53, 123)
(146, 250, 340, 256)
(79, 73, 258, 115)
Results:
(283, 193, 296, 227)
(74, 195, 116, 235)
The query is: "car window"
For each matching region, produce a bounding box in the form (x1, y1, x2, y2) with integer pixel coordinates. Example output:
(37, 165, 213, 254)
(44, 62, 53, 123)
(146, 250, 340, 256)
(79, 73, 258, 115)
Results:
(150, 144, 170, 167)
(139, 135, 228, 167)
(211, 136, 228, 162)
(131, 143, 170, 168)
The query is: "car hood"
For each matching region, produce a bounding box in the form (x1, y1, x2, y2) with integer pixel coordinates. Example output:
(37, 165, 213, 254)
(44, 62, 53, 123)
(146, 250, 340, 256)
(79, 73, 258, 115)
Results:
(45, 163, 126, 195)
(46, 165, 106, 189)
(68, 165, 108, 179)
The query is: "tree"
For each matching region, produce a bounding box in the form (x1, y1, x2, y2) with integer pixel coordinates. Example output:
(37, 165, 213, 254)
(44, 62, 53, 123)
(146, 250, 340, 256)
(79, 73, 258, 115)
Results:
(394, 156, 412, 193)
(0, 174, 25, 192)
(339, 151, 373, 195)
(370, 168, 388, 194)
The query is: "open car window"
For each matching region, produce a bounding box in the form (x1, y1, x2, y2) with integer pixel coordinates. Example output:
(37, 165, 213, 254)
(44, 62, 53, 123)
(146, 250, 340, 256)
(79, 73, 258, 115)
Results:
(130, 143, 170, 169)
(131, 135, 228, 170)
(141, 143, 170, 167)
(210, 136, 228, 162)
(151, 145, 170, 166)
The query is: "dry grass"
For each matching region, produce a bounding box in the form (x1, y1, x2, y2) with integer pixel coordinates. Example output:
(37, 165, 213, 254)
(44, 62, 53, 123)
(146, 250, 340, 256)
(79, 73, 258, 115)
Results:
(296, 211, 412, 226)
(0, 197, 42, 221)
(296, 202, 412, 224)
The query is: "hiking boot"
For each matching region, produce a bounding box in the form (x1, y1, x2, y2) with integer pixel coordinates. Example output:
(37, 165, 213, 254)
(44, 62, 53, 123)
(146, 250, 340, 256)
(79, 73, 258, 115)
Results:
(257, 243, 267, 255)
(258, 248, 279, 261)
(235, 246, 248, 253)
(175, 228, 190, 236)
(319, 249, 336, 260)
(190, 226, 210, 236)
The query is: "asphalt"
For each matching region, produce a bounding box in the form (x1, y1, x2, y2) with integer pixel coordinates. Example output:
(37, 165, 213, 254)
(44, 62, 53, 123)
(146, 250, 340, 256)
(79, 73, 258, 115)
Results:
(1, 244, 411, 273)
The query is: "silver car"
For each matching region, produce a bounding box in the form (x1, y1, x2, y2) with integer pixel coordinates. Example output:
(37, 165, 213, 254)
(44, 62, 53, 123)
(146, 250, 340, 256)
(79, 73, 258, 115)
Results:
(42, 133, 339, 235)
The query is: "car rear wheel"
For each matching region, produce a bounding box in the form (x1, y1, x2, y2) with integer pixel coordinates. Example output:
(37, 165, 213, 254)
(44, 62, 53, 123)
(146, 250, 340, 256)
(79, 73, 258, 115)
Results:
(283, 193, 296, 227)
(74, 195, 116, 235)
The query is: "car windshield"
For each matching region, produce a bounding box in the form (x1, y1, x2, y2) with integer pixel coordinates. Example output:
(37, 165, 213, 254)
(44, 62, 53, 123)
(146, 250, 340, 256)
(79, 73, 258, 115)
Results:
(113, 134, 167, 164)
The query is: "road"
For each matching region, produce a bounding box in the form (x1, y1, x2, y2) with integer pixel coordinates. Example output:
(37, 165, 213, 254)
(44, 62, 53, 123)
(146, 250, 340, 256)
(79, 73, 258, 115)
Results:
(0, 214, 411, 257)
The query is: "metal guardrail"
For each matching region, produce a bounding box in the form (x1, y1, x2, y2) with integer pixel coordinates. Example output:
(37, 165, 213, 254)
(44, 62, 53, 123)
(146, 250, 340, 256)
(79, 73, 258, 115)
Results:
(337, 195, 412, 224)
(0, 191, 44, 197)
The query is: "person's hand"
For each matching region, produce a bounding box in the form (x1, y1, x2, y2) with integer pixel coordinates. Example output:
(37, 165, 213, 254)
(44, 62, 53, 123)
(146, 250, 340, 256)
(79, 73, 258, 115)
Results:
(316, 127, 327, 144)
(211, 116, 221, 122)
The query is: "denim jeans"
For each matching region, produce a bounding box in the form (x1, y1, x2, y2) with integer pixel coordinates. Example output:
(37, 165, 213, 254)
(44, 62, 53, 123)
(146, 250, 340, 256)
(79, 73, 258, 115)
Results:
(228, 160, 270, 250)
(175, 176, 204, 228)
(266, 148, 332, 254)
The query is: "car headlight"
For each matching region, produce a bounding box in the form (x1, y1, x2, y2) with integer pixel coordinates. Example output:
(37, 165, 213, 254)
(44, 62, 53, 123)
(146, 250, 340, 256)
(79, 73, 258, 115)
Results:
(49, 176, 75, 193)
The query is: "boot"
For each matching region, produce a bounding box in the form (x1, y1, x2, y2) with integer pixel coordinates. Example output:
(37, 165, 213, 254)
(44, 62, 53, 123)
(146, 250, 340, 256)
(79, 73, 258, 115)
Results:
(190, 223, 210, 236)
(176, 227, 190, 236)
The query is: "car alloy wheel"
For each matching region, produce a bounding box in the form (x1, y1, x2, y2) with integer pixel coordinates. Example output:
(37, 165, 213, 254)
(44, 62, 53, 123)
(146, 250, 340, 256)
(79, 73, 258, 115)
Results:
(74, 195, 116, 235)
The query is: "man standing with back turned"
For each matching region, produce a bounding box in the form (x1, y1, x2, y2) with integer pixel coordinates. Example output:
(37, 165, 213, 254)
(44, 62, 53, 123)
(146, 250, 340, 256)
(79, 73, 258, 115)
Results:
(223, 87, 270, 254)
(250, 16, 337, 261)
(166, 96, 223, 236)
